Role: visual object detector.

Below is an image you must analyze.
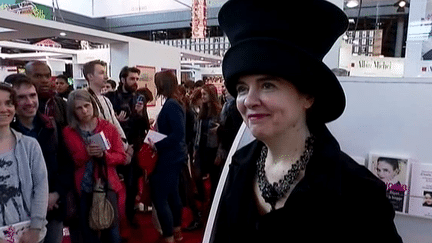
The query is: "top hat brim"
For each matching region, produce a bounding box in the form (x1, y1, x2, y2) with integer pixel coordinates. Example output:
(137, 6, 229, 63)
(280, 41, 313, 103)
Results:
(223, 38, 346, 123)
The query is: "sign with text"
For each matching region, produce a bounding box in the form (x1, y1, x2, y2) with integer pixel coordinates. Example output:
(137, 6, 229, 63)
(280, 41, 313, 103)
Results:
(350, 56, 405, 77)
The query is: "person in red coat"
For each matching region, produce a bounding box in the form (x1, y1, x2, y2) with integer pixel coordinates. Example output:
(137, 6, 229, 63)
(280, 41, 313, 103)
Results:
(62, 89, 126, 243)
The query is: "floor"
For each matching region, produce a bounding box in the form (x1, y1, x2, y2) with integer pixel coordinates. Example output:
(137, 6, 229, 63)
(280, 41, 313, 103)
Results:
(61, 179, 211, 243)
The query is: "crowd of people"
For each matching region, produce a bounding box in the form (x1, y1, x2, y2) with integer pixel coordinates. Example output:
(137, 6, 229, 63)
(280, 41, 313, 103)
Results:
(0, 59, 242, 243)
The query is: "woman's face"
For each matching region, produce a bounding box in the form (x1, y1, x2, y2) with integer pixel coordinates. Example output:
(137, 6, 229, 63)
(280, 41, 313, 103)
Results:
(201, 89, 210, 104)
(0, 90, 15, 128)
(74, 99, 94, 124)
(236, 74, 314, 141)
(376, 161, 398, 183)
(425, 193, 432, 205)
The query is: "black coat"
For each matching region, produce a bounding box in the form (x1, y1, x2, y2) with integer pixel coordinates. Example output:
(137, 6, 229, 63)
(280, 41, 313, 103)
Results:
(11, 113, 74, 221)
(212, 125, 402, 243)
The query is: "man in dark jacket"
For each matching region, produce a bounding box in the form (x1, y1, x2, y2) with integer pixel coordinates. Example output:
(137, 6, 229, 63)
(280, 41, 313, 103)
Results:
(105, 66, 140, 136)
(8, 75, 73, 243)
(105, 66, 140, 226)
(25, 61, 68, 129)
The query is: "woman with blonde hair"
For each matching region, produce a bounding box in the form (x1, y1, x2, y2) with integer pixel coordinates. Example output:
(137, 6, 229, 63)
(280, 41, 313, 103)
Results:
(62, 89, 126, 243)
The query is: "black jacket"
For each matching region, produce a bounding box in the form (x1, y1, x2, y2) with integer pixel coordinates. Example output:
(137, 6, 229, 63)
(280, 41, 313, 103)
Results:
(105, 90, 136, 136)
(11, 113, 74, 221)
(212, 124, 402, 243)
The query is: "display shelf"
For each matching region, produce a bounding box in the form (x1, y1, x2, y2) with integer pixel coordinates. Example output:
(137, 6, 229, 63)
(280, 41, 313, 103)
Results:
(395, 211, 432, 221)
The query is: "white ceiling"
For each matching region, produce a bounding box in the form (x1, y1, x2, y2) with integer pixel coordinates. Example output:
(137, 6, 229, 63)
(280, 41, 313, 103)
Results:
(0, 10, 130, 44)
(31, 0, 227, 18)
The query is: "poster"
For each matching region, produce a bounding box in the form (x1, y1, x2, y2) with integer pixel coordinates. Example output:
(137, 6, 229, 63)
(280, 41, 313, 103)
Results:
(408, 163, 432, 218)
(368, 153, 410, 213)
(136, 66, 156, 107)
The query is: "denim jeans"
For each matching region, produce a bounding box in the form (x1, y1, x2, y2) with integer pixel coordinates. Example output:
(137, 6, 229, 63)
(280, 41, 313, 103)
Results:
(43, 219, 64, 243)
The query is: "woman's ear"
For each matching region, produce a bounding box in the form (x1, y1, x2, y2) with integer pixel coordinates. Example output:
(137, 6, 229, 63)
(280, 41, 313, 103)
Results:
(303, 95, 315, 109)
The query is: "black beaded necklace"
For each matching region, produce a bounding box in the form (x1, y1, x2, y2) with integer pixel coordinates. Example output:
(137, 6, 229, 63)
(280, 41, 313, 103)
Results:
(257, 135, 315, 211)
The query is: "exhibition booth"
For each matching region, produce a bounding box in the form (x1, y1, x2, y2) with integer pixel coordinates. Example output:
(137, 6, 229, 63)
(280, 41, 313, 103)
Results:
(0, 0, 431, 242)
(0, 9, 222, 118)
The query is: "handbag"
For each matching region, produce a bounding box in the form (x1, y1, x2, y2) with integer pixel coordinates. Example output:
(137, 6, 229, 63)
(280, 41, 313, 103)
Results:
(137, 143, 158, 175)
(88, 159, 118, 231)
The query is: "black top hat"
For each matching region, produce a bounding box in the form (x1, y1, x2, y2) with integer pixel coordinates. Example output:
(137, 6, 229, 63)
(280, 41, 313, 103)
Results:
(219, 0, 349, 123)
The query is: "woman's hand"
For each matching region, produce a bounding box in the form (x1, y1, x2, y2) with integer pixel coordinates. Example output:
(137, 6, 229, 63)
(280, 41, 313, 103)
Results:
(86, 144, 104, 158)
(19, 229, 40, 243)
(149, 118, 155, 125)
(47, 192, 60, 211)
(116, 110, 129, 122)
(125, 145, 134, 165)
(147, 138, 156, 150)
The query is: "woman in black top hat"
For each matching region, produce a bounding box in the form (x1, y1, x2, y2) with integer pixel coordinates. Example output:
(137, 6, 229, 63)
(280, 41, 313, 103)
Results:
(211, 0, 403, 243)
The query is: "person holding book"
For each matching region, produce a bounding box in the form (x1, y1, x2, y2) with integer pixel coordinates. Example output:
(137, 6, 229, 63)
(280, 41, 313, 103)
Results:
(150, 70, 187, 243)
(62, 89, 126, 243)
(211, 0, 402, 242)
(0, 83, 48, 243)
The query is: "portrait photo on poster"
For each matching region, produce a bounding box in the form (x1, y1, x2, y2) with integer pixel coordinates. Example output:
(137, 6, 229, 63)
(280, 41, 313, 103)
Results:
(368, 153, 410, 213)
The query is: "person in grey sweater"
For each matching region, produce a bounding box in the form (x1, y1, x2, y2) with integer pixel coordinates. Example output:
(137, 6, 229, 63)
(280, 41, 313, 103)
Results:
(0, 83, 48, 243)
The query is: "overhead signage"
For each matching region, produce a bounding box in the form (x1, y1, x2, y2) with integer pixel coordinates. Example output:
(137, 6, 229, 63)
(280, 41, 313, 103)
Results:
(0, 1, 45, 19)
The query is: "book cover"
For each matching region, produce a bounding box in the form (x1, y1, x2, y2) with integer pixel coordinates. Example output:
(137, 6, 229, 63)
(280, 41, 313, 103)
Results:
(408, 163, 432, 218)
(368, 153, 410, 213)
(88, 131, 111, 151)
(0, 220, 30, 243)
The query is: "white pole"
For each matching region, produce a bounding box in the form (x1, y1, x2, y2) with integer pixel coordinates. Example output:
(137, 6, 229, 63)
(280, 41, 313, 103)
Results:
(202, 122, 253, 243)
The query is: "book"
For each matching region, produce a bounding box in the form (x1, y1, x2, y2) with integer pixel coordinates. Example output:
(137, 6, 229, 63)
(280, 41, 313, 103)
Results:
(0, 220, 30, 243)
(368, 153, 410, 213)
(144, 130, 167, 144)
(88, 131, 111, 151)
(408, 163, 432, 218)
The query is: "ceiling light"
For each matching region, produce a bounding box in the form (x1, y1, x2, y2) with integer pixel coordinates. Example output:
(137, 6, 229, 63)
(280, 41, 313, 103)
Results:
(394, 0, 409, 12)
(346, 0, 359, 8)
(60, 32, 66, 36)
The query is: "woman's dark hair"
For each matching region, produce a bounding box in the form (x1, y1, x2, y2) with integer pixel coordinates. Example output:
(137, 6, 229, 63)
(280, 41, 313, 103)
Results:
(136, 87, 153, 105)
(199, 84, 221, 119)
(107, 79, 117, 90)
(190, 88, 202, 106)
(377, 157, 400, 171)
(56, 74, 69, 83)
(0, 82, 17, 107)
(154, 70, 184, 107)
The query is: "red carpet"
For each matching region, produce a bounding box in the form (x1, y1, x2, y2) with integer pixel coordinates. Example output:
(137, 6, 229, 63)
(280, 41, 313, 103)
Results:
(62, 179, 210, 243)
(127, 208, 204, 243)
(62, 207, 204, 243)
